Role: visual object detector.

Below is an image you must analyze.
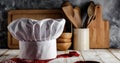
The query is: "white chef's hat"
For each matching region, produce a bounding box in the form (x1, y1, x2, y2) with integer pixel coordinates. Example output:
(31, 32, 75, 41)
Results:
(8, 18, 65, 60)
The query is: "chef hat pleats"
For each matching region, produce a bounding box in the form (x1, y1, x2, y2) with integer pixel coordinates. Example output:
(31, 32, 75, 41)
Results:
(8, 18, 66, 60)
(8, 18, 65, 41)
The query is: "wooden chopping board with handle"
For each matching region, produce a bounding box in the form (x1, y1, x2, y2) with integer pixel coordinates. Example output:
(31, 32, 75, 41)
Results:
(87, 5, 109, 48)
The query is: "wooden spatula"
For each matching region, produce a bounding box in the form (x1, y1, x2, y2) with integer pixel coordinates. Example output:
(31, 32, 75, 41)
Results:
(73, 6, 82, 28)
(62, 6, 78, 28)
(62, 3, 78, 28)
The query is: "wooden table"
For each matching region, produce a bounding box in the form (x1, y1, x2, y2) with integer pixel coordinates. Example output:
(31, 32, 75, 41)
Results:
(0, 49, 120, 63)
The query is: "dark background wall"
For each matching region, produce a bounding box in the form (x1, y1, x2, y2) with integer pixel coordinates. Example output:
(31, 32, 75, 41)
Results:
(0, 0, 120, 48)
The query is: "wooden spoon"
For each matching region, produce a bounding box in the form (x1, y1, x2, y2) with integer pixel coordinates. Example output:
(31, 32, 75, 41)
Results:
(87, 1, 95, 25)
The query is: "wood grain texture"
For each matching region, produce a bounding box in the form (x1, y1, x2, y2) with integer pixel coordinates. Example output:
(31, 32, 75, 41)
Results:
(87, 5, 109, 48)
(0, 49, 8, 62)
(80, 49, 103, 63)
(0, 49, 120, 63)
(109, 49, 120, 61)
(3, 50, 19, 60)
(8, 10, 64, 49)
(95, 49, 120, 63)
(0, 49, 8, 55)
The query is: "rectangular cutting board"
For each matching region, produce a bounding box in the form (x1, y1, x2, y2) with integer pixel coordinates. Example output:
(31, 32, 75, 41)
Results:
(87, 5, 109, 48)
(8, 10, 64, 49)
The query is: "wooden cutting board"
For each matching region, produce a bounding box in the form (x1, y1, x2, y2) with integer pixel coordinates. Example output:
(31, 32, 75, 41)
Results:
(8, 10, 64, 49)
(87, 5, 109, 48)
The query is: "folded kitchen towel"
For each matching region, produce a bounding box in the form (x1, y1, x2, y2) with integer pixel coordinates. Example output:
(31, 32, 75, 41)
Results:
(8, 18, 65, 60)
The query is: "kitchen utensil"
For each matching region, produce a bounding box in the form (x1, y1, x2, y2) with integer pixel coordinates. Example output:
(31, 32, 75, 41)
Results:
(82, 13, 88, 28)
(62, 6, 78, 28)
(73, 6, 82, 28)
(74, 28, 89, 50)
(87, 5, 109, 48)
(87, 1, 95, 26)
(62, 1, 81, 28)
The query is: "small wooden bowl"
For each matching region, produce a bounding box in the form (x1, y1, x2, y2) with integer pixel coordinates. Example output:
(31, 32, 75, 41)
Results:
(57, 42, 72, 51)
(60, 33, 72, 39)
(57, 38, 71, 43)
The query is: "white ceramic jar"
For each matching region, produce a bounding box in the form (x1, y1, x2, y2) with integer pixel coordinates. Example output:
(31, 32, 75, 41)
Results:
(74, 28, 89, 50)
